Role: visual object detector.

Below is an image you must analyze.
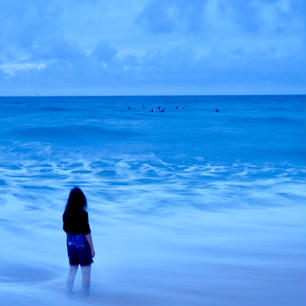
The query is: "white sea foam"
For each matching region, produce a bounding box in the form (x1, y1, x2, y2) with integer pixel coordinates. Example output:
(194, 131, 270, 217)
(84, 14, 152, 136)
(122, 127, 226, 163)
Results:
(0, 95, 305, 305)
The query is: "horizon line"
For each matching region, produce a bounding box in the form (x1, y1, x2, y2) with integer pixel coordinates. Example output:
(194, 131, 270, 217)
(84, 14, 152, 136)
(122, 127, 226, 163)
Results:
(0, 93, 305, 98)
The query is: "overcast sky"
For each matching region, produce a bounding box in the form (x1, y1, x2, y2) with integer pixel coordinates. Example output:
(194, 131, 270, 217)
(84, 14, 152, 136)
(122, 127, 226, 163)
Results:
(0, 0, 305, 95)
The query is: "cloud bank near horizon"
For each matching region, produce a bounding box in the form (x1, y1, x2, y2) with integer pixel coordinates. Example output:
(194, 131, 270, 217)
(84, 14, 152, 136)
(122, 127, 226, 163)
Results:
(0, 0, 305, 95)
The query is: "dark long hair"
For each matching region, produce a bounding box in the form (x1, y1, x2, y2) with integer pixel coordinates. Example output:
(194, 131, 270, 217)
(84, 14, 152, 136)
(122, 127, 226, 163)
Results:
(64, 186, 87, 214)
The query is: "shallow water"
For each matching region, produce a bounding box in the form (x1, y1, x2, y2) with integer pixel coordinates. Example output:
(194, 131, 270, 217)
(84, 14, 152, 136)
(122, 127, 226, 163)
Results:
(0, 95, 305, 305)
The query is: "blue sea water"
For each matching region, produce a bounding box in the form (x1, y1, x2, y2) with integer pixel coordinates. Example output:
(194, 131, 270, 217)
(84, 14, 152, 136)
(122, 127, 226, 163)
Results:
(0, 95, 305, 306)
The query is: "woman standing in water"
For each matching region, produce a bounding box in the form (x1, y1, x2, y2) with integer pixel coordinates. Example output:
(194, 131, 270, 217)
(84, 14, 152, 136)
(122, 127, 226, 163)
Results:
(63, 187, 95, 295)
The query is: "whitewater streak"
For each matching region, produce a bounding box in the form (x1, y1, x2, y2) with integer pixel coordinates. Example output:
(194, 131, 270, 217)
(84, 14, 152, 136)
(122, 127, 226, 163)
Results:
(0, 95, 305, 306)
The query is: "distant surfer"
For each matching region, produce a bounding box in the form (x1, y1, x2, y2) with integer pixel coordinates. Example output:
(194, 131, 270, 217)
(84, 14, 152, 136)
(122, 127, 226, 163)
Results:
(63, 187, 95, 296)
(216, 108, 219, 112)
(150, 108, 155, 112)
(159, 108, 165, 112)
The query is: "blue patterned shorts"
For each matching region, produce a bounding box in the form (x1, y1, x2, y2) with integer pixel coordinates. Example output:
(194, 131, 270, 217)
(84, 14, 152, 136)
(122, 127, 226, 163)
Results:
(66, 234, 93, 266)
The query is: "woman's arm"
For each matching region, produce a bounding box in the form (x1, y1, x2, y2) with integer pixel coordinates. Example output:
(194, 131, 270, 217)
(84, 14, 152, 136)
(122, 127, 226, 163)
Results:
(85, 233, 95, 257)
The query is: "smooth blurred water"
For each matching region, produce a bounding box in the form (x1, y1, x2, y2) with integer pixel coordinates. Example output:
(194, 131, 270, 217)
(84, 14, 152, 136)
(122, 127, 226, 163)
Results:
(0, 95, 305, 306)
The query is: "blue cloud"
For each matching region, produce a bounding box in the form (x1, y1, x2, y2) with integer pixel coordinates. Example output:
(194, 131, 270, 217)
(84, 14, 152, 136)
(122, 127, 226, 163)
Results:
(92, 40, 117, 62)
(0, 0, 305, 95)
(136, 0, 208, 34)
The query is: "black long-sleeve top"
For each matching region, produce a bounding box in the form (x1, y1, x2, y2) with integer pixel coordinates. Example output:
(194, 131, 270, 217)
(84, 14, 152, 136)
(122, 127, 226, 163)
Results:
(63, 209, 91, 235)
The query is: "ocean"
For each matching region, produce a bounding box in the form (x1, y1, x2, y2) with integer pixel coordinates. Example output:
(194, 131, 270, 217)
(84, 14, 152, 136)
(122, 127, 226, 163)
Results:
(0, 95, 305, 306)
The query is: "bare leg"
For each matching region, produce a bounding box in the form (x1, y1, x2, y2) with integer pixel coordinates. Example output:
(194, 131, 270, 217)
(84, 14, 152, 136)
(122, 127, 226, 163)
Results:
(81, 265, 91, 295)
(66, 265, 78, 294)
